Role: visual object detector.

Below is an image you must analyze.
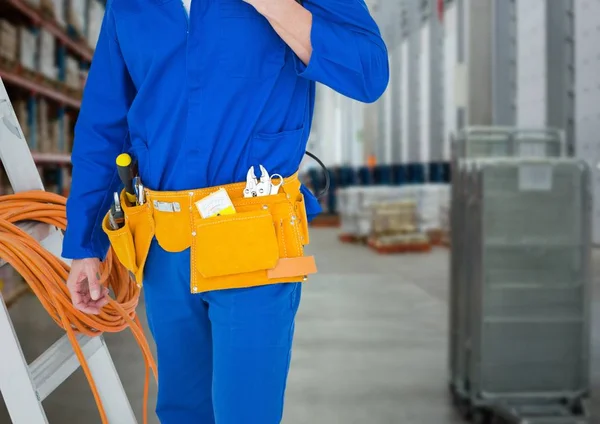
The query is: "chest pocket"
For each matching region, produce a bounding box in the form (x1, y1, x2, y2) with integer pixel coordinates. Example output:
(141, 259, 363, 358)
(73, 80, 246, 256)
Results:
(219, 0, 286, 79)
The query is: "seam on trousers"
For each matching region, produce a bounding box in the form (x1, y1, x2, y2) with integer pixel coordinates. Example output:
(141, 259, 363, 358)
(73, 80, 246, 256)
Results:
(277, 283, 298, 422)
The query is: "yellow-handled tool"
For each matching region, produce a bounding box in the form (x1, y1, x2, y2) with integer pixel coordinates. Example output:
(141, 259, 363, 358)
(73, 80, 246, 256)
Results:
(116, 153, 137, 205)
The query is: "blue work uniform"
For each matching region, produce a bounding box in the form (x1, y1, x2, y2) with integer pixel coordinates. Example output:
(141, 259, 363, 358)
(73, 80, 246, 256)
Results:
(62, 0, 389, 422)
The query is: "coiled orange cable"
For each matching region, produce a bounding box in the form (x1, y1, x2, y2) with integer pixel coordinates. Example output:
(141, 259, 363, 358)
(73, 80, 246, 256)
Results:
(0, 190, 157, 424)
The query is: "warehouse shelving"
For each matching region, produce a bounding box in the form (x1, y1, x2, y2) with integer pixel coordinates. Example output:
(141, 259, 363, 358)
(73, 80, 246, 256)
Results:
(0, 0, 103, 203)
(31, 152, 71, 165)
(4, 0, 94, 62)
(0, 68, 81, 108)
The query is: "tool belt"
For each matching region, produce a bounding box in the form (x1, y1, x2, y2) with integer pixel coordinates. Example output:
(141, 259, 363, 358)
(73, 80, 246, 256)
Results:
(101, 173, 316, 293)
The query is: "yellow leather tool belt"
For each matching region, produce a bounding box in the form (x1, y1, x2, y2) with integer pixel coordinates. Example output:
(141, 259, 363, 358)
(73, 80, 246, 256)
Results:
(101, 173, 316, 293)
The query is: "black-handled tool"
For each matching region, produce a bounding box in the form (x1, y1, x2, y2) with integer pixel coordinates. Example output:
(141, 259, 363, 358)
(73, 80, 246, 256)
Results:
(116, 153, 137, 205)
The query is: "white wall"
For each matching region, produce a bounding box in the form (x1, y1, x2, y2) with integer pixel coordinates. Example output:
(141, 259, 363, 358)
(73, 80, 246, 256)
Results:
(401, 40, 409, 164)
(516, 0, 547, 127)
(420, 22, 431, 164)
(313, 86, 342, 167)
(350, 99, 365, 167)
(443, 1, 457, 161)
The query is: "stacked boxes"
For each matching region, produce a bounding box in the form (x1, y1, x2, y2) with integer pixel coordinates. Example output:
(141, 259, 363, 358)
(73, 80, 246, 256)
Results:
(12, 99, 29, 140)
(65, 56, 81, 89)
(87, 0, 105, 48)
(18, 27, 38, 71)
(0, 20, 18, 63)
(51, 0, 68, 28)
(370, 201, 418, 236)
(50, 118, 60, 152)
(37, 98, 51, 153)
(63, 112, 73, 153)
(367, 201, 429, 252)
(38, 29, 58, 80)
(419, 184, 450, 244)
(40, 0, 56, 17)
(67, 0, 87, 37)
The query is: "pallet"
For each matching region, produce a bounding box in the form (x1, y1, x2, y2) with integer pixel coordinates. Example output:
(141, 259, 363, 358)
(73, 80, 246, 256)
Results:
(338, 233, 367, 244)
(309, 214, 340, 228)
(367, 238, 432, 254)
(427, 229, 444, 245)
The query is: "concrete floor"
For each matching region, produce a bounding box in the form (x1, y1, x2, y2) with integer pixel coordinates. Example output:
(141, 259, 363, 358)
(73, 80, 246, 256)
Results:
(0, 228, 598, 424)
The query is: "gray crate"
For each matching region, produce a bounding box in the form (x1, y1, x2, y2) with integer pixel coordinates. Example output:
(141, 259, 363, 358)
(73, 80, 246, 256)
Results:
(450, 159, 593, 423)
(466, 159, 592, 399)
(452, 127, 564, 159)
(448, 127, 575, 422)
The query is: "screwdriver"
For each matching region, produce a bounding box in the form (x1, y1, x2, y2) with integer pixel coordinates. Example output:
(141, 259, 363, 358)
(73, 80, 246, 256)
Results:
(116, 153, 137, 205)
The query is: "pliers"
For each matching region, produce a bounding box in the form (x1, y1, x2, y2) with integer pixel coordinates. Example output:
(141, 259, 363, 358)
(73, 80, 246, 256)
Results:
(243, 165, 283, 198)
(108, 192, 125, 230)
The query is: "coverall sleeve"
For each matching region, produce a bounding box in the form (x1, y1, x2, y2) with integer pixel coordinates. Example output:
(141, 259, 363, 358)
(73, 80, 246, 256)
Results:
(294, 0, 389, 103)
(62, 2, 135, 260)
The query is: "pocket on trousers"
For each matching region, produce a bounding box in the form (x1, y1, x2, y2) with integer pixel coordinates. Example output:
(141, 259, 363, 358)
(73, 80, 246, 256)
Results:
(192, 210, 279, 278)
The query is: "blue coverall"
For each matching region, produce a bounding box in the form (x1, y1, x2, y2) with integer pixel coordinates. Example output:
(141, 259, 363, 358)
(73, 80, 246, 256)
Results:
(62, 0, 389, 422)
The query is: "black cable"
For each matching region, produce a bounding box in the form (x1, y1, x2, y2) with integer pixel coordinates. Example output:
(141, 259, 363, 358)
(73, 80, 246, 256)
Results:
(304, 150, 330, 199)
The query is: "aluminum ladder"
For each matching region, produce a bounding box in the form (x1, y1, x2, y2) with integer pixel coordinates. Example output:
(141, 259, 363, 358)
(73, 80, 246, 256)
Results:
(0, 78, 137, 423)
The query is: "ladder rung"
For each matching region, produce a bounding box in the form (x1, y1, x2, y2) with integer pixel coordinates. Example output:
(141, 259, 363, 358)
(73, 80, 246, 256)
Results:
(30, 334, 104, 401)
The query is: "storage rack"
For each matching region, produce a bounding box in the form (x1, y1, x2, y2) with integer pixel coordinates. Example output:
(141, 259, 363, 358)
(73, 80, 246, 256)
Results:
(0, 0, 104, 304)
(0, 0, 105, 196)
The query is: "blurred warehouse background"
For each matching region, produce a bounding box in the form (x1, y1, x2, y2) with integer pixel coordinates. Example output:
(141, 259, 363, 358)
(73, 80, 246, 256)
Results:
(0, 0, 599, 423)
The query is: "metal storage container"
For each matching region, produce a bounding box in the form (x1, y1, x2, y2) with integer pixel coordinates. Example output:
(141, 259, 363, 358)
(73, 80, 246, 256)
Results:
(448, 127, 565, 388)
(446, 127, 591, 423)
(460, 159, 592, 422)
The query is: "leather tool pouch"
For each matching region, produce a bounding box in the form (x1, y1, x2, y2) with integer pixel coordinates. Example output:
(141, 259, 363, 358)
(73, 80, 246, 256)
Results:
(189, 189, 314, 293)
(102, 191, 155, 285)
(103, 174, 315, 293)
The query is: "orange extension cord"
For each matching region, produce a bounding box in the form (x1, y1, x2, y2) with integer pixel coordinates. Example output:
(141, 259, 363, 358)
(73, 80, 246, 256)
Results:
(0, 190, 157, 424)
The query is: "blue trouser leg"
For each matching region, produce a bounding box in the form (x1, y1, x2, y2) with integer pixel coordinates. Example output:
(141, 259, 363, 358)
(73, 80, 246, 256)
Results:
(143, 240, 215, 423)
(206, 282, 301, 424)
(143, 240, 301, 424)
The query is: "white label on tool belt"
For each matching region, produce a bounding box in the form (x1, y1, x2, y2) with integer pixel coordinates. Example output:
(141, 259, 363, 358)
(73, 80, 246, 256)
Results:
(518, 142, 546, 157)
(153, 201, 181, 212)
(518, 164, 552, 191)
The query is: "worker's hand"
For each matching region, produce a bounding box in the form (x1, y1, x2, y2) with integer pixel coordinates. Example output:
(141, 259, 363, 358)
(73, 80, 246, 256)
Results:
(66, 258, 109, 315)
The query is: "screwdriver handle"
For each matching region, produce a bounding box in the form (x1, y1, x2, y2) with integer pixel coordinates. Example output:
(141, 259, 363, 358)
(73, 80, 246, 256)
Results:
(116, 153, 137, 205)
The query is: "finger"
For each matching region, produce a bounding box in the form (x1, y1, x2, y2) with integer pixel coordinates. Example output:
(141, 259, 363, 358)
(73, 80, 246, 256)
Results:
(86, 269, 102, 301)
(90, 296, 109, 309)
(70, 289, 84, 305)
(66, 265, 81, 290)
(75, 300, 100, 315)
(67, 273, 84, 304)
